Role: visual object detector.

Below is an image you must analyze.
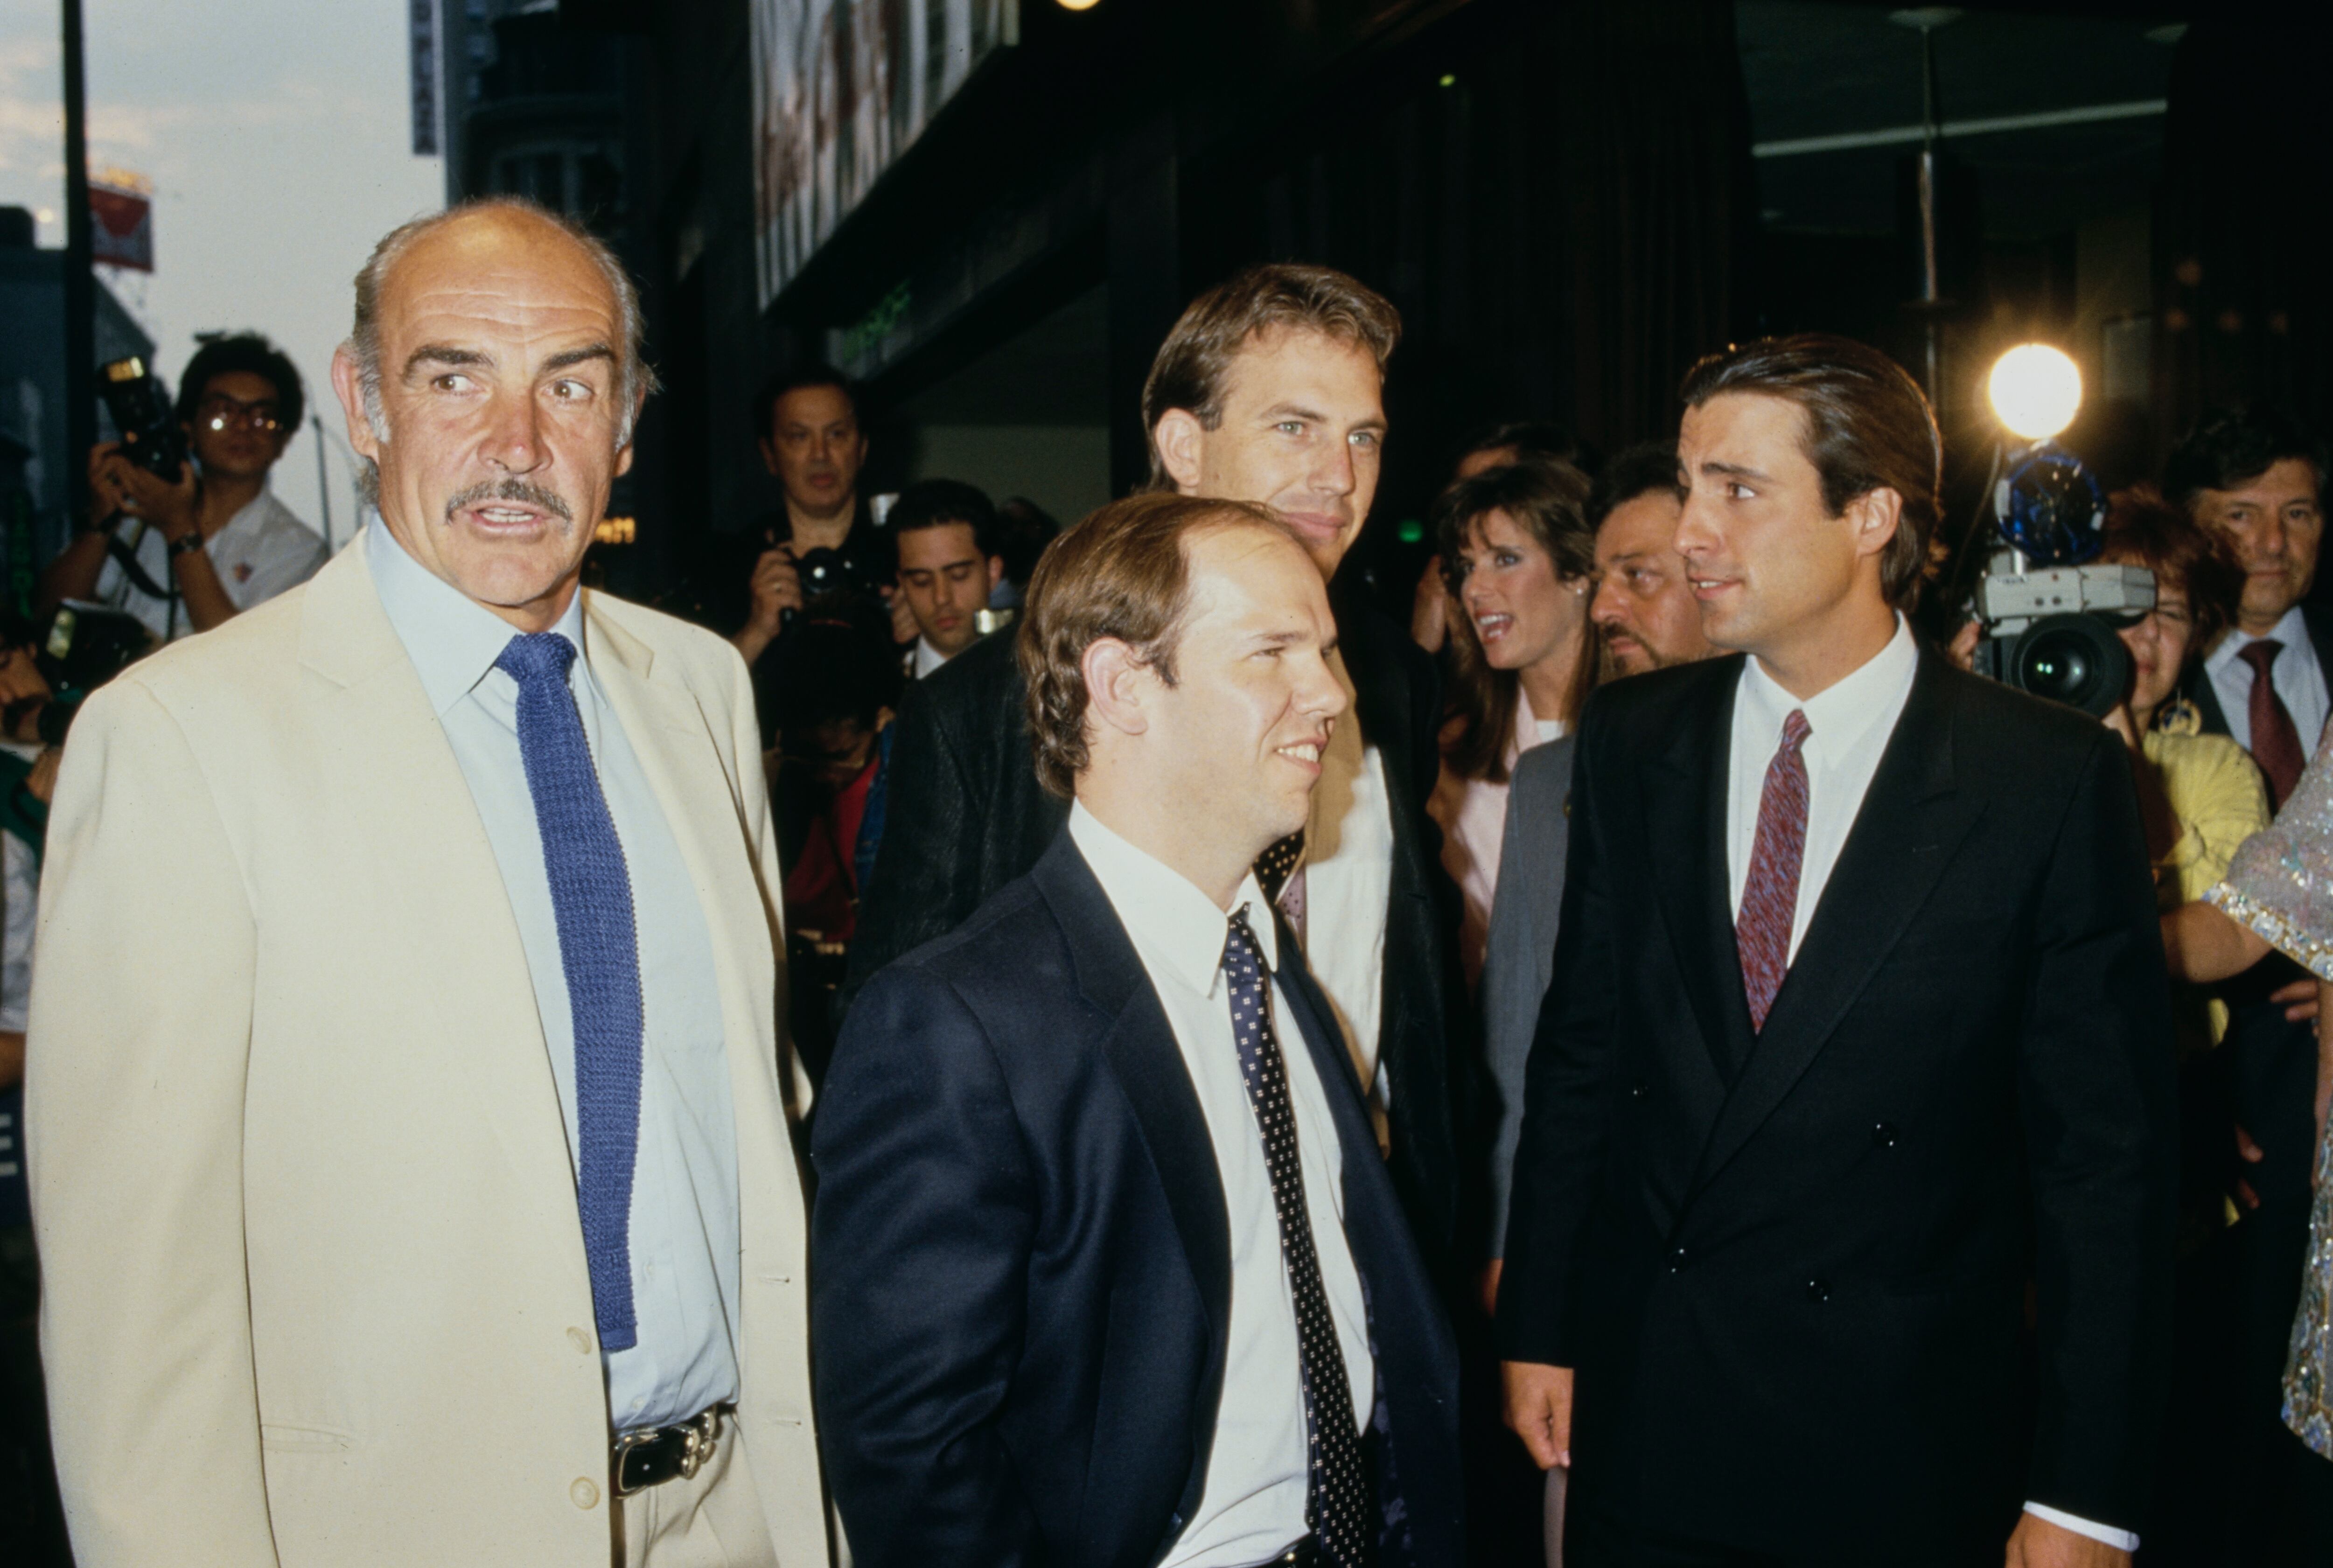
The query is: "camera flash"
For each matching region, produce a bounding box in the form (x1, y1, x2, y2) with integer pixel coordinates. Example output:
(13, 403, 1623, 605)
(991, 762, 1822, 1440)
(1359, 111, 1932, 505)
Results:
(1987, 343, 2083, 443)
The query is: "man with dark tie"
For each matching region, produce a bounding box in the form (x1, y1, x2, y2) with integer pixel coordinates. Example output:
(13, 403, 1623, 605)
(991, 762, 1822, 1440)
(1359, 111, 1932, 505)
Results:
(845, 267, 1466, 1283)
(2167, 406, 2331, 804)
(812, 494, 1461, 1567)
(1498, 335, 2174, 1567)
(29, 198, 825, 1566)
(2163, 408, 2333, 1555)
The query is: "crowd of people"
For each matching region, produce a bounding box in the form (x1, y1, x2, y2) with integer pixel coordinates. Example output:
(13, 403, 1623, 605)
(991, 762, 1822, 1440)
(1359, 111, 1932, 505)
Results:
(4, 188, 2333, 1568)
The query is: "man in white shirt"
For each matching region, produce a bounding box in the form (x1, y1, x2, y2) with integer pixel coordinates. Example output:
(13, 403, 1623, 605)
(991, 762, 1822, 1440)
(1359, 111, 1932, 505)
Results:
(813, 493, 1462, 1567)
(42, 332, 328, 643)
(1499, 335, 2173, 1567)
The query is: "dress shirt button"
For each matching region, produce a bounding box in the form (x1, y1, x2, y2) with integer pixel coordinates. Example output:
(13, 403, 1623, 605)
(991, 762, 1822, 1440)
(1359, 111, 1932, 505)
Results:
(567, 1326, 594, 1355)
(1668, 1245, 1688, 1272)
(1806, 1277, 1831, 1303)
(570, 1477, 600, 1510)
(1872, 1122, 1899, 1149)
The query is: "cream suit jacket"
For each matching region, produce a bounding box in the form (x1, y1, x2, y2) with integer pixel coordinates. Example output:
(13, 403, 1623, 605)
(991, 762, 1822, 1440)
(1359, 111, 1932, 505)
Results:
(27, 537, 828, 1567)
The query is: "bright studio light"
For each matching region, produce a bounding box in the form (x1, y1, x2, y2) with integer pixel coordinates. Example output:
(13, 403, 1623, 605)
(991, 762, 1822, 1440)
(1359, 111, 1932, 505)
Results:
(1987, 343, 2083, 442)
(1056, 0, 1100, 9)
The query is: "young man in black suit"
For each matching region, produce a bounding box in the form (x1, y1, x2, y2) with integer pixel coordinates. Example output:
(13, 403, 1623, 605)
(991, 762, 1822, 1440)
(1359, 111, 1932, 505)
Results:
(846, 266, 1467, 1277)
(1498, 335, 2176, 1566)
(813, 495, 1461, 1567)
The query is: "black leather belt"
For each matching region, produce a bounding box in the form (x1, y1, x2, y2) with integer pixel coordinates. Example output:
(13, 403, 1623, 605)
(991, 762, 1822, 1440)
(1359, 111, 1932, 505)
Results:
(611, 1405, 722, 1497)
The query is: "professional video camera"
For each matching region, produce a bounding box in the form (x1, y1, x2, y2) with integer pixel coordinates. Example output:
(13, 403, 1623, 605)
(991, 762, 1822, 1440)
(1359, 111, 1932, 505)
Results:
(98, 355, 188, 481)
(1969, 346, 2151, 718)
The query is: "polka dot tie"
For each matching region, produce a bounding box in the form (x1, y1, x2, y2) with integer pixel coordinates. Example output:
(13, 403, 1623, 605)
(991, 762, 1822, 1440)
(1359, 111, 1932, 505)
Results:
(1222, 910, 1373, 1568)
(1254, 829, 1306, 905)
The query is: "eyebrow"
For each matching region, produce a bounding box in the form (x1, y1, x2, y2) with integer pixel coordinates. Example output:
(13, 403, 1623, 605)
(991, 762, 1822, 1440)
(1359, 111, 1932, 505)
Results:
(542, 343, 616, 375)
(403, 344, 491, 379)
(1696, 459, 1772, 482)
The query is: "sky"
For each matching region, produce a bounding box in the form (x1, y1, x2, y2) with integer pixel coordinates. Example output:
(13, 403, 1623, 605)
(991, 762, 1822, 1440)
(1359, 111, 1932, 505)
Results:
(0, 0, 444, 544)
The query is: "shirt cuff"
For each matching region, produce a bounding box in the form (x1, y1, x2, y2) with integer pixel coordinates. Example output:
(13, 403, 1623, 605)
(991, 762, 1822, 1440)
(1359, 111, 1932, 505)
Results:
(2023, 1502, 2138, 1553)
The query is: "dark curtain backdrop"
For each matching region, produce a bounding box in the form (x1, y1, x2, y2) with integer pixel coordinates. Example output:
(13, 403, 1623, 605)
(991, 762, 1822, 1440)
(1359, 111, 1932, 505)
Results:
(2154, 15, 2333, 449)
(1178, 0, 1757, 571)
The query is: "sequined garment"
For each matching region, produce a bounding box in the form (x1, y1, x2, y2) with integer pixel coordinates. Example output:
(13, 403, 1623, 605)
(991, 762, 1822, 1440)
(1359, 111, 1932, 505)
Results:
(2206, 721, 2333, 1459)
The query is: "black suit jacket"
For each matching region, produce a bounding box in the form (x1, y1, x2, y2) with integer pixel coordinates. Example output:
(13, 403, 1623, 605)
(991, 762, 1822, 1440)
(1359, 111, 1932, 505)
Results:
(813, 833, 1463, 1567)
(1497, 651, 2176, 1559)
(846, 587, 1473, 1275)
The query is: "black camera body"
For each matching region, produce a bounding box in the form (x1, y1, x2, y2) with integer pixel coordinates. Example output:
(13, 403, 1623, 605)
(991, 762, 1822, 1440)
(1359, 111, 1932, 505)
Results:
(99, 355, 188, 481)
(27, 601, 154, 746)
(794, 545, 872, 602)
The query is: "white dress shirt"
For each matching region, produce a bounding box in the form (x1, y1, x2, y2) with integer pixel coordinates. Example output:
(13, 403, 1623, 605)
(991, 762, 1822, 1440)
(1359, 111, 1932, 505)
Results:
(2204, 604, 2331, 758)
(1724, 616, 2136, 1554)
(1068, 804, 1374, 1568)
(910, 635, 949, 679)
(367, 523, 740, 1434)
(98, 487, 329, 643)
(1294, 648, 1397, 1114)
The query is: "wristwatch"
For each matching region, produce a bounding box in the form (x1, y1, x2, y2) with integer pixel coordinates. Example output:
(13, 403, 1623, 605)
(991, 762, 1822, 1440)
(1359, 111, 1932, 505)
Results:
(168, 530, 207, 558)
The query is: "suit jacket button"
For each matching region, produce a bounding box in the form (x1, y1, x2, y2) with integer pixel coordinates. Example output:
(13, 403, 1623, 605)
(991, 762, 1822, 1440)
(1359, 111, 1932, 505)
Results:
(1631, 1080, 1650, 1100)
(1806, 1277, 1831, 1302)
(567, 1326, 593, 1355)
(1872, 1122, 1899, 1149)
(570, 1477, 600, 1510)
(1668, 1246, 1688, 1272)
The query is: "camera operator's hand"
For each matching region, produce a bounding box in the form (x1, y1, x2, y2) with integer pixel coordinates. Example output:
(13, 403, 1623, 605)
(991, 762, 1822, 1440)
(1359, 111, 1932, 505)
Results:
(85, 441, 135, 527)
(1946, 618, 1980, 673)
(0, 646, 51, 714)
(100, 448, 201, 541)
(733, 545, 805, 667)
(884, 584, 918, 647)
(26, 746, 60, 806)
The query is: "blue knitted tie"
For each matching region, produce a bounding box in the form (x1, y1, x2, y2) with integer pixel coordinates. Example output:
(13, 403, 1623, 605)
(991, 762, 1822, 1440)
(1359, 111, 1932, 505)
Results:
(497, 631, 643, 1352)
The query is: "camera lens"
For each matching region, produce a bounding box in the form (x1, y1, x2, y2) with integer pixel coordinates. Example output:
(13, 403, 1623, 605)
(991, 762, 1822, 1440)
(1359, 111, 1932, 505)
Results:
(2010, 613, 2131, 718)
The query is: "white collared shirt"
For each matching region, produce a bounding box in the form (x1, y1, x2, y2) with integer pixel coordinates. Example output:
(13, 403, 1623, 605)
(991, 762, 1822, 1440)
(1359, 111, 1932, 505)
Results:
(1293, 648, 1397, 1111)
(1067, 803, 1374, 1568)
(365, 523, 740, 1434)
(2204, 604, 2331, 759)
(910, 635, 949, 680)
(98, 486, 329, 643)
(1725, 616, 1920, 963)
(1722, 614, 2138, 1554)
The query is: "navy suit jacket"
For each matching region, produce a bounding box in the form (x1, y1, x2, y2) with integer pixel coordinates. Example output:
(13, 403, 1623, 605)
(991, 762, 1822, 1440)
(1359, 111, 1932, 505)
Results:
(812, 832, 1463, 1568)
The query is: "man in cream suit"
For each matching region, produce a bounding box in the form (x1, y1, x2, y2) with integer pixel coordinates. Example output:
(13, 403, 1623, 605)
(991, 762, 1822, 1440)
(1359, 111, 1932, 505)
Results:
(27, 198, 825, 1567)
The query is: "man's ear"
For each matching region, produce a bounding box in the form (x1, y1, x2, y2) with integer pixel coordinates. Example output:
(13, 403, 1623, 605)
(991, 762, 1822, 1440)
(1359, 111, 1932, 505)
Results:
(1847, 487, 1904, 564)
(1153, 410, 1206, 496)
(986, 555, 1005, 591)
(1083, 637, 1154, 740)
(756, 435, 780, 479)
(329, 345, 383, 467)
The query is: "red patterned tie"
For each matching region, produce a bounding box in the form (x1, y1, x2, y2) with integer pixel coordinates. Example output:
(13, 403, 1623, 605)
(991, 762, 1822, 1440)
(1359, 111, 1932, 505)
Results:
(1738, 710, 1812, 1033)
(2240, 640, 2305, 810)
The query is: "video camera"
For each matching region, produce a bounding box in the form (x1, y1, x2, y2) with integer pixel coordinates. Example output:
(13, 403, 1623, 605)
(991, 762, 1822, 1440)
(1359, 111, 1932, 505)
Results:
(1972, 443, 2152, 718)
(98, 356, 188, 482)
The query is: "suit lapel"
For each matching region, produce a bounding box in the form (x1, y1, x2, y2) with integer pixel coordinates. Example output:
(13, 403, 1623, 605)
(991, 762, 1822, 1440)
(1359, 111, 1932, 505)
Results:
(1031, 839, 1233, 1343)
(1691, 655, 1981, 1190)
(1643, 660, 1759, 1090)
(295, 544, 581, 1227)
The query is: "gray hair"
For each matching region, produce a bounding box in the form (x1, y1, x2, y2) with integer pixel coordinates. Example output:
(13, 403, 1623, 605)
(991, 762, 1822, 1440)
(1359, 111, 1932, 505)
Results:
(345, 196, 657, 500)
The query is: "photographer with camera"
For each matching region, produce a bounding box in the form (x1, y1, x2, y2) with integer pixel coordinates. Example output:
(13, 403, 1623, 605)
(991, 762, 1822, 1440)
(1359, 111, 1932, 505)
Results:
(39, 334, 328, 643)
(729, 366, 906, 664)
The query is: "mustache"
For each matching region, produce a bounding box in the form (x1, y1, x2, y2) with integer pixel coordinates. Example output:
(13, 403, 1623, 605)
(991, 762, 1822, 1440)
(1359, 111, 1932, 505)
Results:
(444, 478, 574, 526)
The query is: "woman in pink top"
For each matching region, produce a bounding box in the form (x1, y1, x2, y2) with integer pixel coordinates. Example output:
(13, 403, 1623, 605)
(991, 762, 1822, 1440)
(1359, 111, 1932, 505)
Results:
(1427, 459, 1601, 986)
